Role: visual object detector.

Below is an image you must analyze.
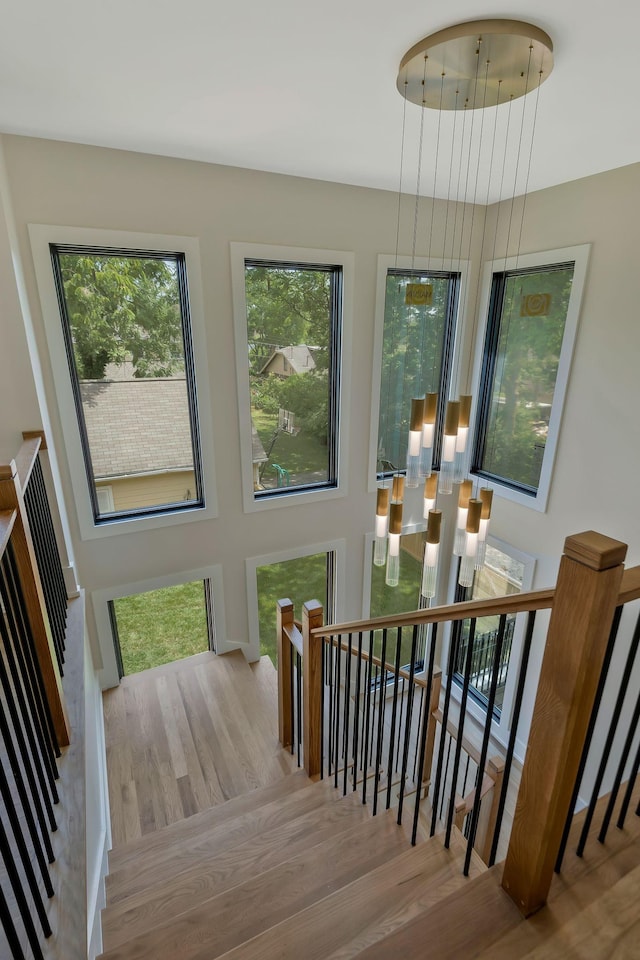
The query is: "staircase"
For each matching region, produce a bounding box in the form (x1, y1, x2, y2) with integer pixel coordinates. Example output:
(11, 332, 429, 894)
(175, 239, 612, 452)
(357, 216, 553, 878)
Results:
(98, 652, 640, 960)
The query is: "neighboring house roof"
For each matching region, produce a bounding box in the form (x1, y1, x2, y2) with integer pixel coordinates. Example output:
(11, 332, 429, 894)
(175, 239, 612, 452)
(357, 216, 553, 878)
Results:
(80, 379, 194, 479)
(81, 378, 268, 479)
(259, 345, 317, 375)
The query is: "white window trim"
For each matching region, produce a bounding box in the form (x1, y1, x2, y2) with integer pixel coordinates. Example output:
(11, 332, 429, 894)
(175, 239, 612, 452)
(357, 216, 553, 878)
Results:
(91, 563, 227, 690)
(469, 243, 591, 512)
(368, 253, 471, 494)
(230, 242, 353, 514)
(245, 538, 346, 663)
(29, 224, 217, 540)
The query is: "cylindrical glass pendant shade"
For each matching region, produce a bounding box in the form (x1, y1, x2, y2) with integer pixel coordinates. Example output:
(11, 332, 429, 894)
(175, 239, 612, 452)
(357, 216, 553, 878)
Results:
(453, 479, 473, 556)
(406, 398, 424, 488)
(385, 500, 403, 587)
(421, 508, 442, 599)
(453, 395, 472, 482)
(423, 472, 438, 518)
(419, 393, 438, 479)
(439, 400, 460, 494)
(475, 487, 493, 569)
(373, 485, 390, 566)
(459, 498, 482, 588)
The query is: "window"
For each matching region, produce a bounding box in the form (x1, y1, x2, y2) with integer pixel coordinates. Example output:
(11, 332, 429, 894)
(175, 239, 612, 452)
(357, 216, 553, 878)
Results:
(367, 529, 427, 670)
(452, 544, 525, 716)
(30, 225, 216, 540)
(231, 244, 352, 513)
(256, 552, 332, 666)
(375, 265, 459, 475)
(471, 245, 589, 510)
(50, 245, 202, 523)
(244, 260, 341, 495)
(109, 579, 214, 677)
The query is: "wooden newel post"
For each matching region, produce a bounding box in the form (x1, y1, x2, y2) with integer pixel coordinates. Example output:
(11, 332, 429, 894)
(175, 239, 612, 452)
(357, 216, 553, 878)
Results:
(302, 600, 324, 780)
(502, 531, 627, 916)
(0, 460, 70, 747)
(276, 598, 294, 749)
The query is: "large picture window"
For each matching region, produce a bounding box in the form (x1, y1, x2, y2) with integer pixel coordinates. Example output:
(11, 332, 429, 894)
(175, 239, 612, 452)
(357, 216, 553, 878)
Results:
(375, 265, 459, 476)
(471, 246, 589, 510)
(242, 259, 342, 498)
(50, 245, 203, 523)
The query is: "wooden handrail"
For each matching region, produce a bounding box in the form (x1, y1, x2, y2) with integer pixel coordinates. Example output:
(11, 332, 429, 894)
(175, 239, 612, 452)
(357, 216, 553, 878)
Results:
(0, 509, 17, 559)
(312, 586, 555, 638)
(283, 621, 303, 657)
(617, 564, 640, 605)
(15, 434, 43, 492)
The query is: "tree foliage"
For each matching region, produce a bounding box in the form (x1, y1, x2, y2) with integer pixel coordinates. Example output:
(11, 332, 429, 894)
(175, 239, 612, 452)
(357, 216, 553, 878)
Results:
(58, 253, 184, 380)
(480, 264, 574, 489)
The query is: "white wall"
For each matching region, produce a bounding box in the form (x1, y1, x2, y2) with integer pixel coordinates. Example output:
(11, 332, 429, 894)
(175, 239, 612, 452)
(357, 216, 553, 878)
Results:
(0, 134, 637, 684)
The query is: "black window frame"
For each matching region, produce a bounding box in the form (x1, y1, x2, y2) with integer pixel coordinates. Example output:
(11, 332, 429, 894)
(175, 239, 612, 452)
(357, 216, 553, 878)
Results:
(377, 267, 460, 478)
(471, 261, 575, 496)
(244, 258, 343, 500)
(50, 243, 204, 524)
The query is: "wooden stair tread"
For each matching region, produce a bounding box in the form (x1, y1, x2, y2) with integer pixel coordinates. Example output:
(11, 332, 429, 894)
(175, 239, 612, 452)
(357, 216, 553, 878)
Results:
(108, 767, 310, 875)
(209, 834, 478, 960)
(100, 807, 412, 957)
(353, 865, 522, 960)
(103, 787, 370, 928)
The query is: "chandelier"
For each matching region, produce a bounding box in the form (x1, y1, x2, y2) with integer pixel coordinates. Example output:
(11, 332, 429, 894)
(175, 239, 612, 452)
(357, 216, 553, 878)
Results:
(375, 19, 553, 598)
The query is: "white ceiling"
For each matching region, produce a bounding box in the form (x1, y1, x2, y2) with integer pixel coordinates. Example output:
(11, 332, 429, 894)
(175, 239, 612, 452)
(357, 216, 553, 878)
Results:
(0, 1, 637, 203)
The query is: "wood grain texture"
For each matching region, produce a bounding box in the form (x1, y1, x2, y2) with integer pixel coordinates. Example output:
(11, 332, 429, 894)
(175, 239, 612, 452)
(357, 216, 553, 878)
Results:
(502, 534, 626, 916)
(104, 650, 296, 849)
(303, 600, 324, 779)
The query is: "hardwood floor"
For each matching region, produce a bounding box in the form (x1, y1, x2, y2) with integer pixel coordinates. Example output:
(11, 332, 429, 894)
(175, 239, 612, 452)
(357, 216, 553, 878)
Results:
(103, 650, 296, 849)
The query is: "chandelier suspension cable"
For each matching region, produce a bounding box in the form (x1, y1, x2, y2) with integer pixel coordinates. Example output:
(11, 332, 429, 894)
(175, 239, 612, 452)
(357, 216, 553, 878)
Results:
(513, 60, 544, 270)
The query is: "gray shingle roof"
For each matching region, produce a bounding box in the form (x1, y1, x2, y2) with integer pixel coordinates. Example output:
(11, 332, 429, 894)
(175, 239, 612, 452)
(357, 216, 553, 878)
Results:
(80, 379, 194, 479)
(260, 345, 317, 375)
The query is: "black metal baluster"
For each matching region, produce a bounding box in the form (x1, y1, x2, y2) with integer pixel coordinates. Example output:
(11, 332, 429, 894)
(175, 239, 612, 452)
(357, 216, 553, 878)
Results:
(370, 660, 379, 768)
(296, 651, 302, 768)
(4, 547, 60, 760)
(445, 617, 477, 848)
(342, 634, 352, 797)
(584, 610, 640, 845)
(431, 618, 465, 837)
(385, 627, 403, 810)
(334, 635, 342, 790)
(440, 735, 452, 821)
(397, 624, 419, 825)
(0, 881, 28, 960)
(489, 611, 536, 867)
(25, 466, 65, 671)
(464, 614, 507, 876)
(27, 457, 68, 659)
(396, 678, 405, 774)
(352, 632, 363, 793)
(1, 554, 59, 792)
(412, 622, 438, 845)
(362, 647, 374, 805)
(600, 686, 640, 838)
(288, 640, 295, 757)
(0, 760, 53, 932)
(320, 636, 325, 780)
(413, 684, 425, 784)
(0, 621, 56, 834)
(326, 636, 334, 775)
(372, 629, 388, 816)
(0, 818, 46, 960)
(0, 698, 54, 864)
(617, 734, 640, 829)
(555, 605, 623, 871)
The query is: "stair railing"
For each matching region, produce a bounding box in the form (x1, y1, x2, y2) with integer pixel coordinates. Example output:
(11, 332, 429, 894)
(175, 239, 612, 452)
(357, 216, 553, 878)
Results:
(277, 579, 555, 867)
(0, 432, 69, 748)
(277, 529, 640, 916)
(0, 508, 61, 960)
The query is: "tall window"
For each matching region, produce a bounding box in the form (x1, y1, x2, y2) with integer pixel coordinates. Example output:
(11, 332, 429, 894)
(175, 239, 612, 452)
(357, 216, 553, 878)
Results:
(50, 245, 202, 522)
(377, 268, 459, 474)
(473, 260, 576, 496)
(243, 260, 342, 497)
